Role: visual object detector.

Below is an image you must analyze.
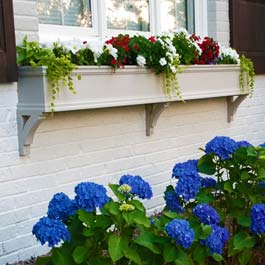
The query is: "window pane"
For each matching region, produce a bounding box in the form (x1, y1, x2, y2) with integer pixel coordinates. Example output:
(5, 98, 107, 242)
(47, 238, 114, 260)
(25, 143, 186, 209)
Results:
(160, 0, 193, 32)
(107, 0, 150, 31)
(37, 0, 92, 27)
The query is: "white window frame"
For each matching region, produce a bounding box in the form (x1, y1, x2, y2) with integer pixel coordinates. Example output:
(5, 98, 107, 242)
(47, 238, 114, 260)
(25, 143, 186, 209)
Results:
(38, 0, 208, 43)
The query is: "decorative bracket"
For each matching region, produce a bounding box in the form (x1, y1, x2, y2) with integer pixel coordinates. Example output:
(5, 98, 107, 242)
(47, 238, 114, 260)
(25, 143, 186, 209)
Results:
(227, 95, 247, 123)
(17, 111, 47, 156)
(145, 103, 170, 136)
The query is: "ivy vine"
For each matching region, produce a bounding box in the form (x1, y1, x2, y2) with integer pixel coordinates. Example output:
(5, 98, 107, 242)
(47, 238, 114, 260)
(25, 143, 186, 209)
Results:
(240, 55, 255, 94)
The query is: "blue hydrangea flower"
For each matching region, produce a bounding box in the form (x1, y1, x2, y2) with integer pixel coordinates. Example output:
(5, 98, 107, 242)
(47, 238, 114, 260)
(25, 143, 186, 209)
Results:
(258, 181, 265, 189)
(175, 174, 201, 202)
(204, 225, 229, 254)
(172, 160, 201, 202)
(260, 143, 265, 148)
(205, 136, 237, 160)
(235, 140, 252, 149)
(47, 192, 76, 221)
(201, 177, 217, 188)
(165, 219, 195, 249)
(172, 160, 198, 179)
(165, 190, 184, 213)
(119, 175, 153, 199)
(32, 217, 70, 248)
(250, 204, 265, 234)
(193, 203, 220, 225)
(75, 182, 110, 212)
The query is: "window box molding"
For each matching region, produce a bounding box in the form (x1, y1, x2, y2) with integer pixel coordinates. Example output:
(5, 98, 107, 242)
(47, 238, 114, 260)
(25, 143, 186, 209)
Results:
(17, 65, 249, 156)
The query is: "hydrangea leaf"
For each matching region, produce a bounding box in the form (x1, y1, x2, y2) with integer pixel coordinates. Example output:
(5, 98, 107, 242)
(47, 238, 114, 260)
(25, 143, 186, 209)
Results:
(224, 181, 233, 193)
(35, 256, 52, 265)
(200, 225, 213, 240)
(72, 246, 89, 264)
(240, 171, 250, 180)
(134, 232, 161, 254)
(130, 199, 145, 212)
(77, 210, 95, 226)
(192, 245, 208, 264)
(233, 232, 255, 250)
(212, 254, 224, 262)
(238, 249, 251, 265)
(174, 250, 190, 265)
(237, 216, 251, 227)
(123, 247, 143, 265)
(198, 155, 216, 175)
(196, 191, 215, 204)
(108, 234, 128, 262)
(109, 184, 126, 201)
(163, 243, 179, 262)
(51, 248, 73, 265)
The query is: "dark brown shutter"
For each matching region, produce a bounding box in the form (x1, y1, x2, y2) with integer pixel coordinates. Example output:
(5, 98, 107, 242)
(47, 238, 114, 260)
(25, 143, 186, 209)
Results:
(230, 0, 265, 74)
(0, 0, 17, 82)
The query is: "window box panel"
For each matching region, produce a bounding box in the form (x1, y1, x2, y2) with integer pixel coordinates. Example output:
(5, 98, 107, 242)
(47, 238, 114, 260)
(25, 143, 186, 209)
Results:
(17, 65, 249, 155)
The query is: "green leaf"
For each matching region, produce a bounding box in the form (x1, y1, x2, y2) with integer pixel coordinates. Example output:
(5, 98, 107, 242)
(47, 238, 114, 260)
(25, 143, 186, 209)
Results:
(109, 183, 126, 201)
(224, 181, 233, 193)
(35, 256, 52, 265)
(134, 232, 160, 254)
(174, 250, 190, 265)
(198, 155, 216, 175)
(108, 234, 128, 262)
(233, 232, 255, 250)
(200, 225, 212, 240)
(240, 171, 250, 180)
(192, 245, 208, 263)
(163, 244, 179, 262)
(212, 254, 224, 262)
(123, 247, 142, 265)
(105, 201, 120, 216)
(78, 210, 95, 226)
(238, 249, 252, 265)
(130, 200, 145, 212)
(52, 248, 73, 265)
(123, 211, 150, 228)
(237, 216, 251, 227)
(72, 246, 89, 264)
(95, 215, 112, 229)
(163, 211, 181, 219)
(196, 192, 214, 203)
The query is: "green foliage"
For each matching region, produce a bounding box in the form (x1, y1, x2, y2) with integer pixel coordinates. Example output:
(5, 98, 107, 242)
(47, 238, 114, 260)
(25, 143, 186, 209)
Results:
(240, 55, 255, 94)
(16, 38, 77, 112)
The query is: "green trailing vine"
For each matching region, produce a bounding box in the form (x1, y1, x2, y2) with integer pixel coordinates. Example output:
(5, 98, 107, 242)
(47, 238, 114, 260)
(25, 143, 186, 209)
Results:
(240, 55, 255, 94)
(16, 38, 78, 112)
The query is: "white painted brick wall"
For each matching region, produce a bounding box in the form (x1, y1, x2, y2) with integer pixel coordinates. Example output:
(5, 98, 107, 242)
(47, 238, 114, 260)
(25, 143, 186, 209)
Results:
(0, 0, 265, 264)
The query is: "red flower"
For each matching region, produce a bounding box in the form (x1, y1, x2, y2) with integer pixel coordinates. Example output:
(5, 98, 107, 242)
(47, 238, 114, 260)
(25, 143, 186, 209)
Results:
(149, 36, 156, 43)
(124, 45, 130, 52)
(134, 44, 139, 51)
(111, 59, 117, 65)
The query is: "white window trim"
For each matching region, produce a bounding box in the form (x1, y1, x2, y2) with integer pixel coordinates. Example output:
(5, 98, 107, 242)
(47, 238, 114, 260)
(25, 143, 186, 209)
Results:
(38, 0, 208, 44)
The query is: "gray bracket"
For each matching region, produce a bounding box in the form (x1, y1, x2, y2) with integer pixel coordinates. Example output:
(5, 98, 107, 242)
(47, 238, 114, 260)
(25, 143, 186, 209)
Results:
(145, 103, 170, 136)
(17, 111, 47, 156)
(227, 95, 247, 122)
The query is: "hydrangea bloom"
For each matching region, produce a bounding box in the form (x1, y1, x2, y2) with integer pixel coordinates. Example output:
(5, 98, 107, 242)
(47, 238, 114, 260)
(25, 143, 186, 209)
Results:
(201, 177, 217, 188)
(172, 160, 201, 201)
(258, 181, 265, 189)
(165, 219, 195, 249)
(193, 204, 220, 225)
(250, 204, 265, 234)
(172, 160, 198, 178)
(32, 217, 70, 248)
(175, 174, 201, 202)
(204, 225, 229, 254)
(235, 140, 252, 149)
(260, 143, 265, 148)
(74, 182, 110, 212)
(205, 136, 237, 160)
(119, 175, 153, 199)
(165, 190, 184, 213)
(47, 192, 76, 221)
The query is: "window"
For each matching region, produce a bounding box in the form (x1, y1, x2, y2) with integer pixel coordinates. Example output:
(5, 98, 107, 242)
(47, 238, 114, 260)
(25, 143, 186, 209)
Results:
(37, 0, 207, 42)
(0, 0, 17, 83)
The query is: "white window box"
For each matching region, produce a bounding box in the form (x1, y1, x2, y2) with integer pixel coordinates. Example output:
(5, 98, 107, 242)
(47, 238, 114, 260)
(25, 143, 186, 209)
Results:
(17, 65, 249, 155)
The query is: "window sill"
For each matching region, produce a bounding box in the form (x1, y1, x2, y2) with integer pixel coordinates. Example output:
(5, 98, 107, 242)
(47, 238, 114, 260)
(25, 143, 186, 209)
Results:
(17, 65, 249, 155)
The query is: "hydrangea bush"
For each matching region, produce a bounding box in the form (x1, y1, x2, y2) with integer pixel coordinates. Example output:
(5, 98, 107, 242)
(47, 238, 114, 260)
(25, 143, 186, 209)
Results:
(33, 136, 265, 265)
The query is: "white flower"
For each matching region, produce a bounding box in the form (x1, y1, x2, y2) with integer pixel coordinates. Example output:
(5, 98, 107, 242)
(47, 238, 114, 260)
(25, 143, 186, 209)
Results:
(175, 27, 189, 36)
(220, 46, 240, 64)
(136, 55, 146, 67)
(166, 52, 173, 62)
(64, 38, 83, 54)
(86, 41, 104, 59)
(159, 57, 167, 66)
(192, 41, 202, 55)
(105, 43, 118, 59)
(158, 38, 165, 46)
